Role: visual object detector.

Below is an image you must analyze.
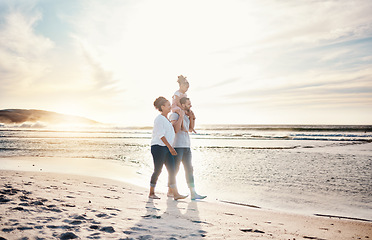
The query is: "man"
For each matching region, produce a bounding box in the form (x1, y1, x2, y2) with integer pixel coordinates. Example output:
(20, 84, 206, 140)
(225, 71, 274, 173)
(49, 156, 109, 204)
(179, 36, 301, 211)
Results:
(168, 97, 206, 200)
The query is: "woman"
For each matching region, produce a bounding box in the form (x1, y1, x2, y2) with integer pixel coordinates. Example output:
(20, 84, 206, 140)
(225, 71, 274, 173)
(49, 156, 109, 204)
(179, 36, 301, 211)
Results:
(149, 96, 187, 200)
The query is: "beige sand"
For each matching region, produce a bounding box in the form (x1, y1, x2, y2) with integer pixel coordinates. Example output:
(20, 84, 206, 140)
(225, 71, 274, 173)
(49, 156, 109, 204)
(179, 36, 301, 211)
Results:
(0, 169, 371, 240)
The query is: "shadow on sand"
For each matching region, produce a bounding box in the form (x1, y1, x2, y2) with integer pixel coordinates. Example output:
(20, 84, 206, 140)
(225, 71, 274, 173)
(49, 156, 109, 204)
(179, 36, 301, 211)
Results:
(123, 197, 207, 239)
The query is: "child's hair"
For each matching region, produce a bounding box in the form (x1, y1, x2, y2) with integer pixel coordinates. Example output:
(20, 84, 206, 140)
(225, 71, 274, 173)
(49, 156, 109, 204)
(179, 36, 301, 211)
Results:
(177, 75, 189, 86)
(153, 96, 168, 112)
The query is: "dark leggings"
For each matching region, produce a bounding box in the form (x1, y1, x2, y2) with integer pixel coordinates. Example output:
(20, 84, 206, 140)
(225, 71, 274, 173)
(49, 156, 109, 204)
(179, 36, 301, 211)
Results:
(150, 145, 177, 188)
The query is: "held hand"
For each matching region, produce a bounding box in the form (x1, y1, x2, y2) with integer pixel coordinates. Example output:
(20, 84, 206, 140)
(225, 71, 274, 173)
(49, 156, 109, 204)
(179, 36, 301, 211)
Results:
(169, 147, 177, 156)
(190, 128, 197, 134)
(188, 110, 196, 120)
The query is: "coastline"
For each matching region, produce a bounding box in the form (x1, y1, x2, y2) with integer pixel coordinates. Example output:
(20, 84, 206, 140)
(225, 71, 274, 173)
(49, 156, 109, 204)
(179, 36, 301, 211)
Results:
(0, 157, 371, 239)
(1, 126, 371, 221)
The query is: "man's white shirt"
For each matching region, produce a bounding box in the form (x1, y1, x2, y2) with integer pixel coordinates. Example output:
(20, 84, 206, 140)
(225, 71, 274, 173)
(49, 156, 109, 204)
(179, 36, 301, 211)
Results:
(169, 112, 191, 148)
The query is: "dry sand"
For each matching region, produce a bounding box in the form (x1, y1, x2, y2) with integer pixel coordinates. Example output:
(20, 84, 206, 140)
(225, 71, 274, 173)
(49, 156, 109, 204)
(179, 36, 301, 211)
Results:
(0, 169, 371, 240)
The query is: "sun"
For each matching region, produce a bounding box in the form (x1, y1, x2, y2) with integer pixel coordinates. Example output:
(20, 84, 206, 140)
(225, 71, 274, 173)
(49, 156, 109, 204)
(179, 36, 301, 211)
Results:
(53, 101, 84, 118)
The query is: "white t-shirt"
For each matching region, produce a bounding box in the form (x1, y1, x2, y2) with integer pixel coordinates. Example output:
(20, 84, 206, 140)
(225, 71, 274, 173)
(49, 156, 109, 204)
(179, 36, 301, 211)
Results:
(151, 114, 175, 146)
(169, 112, 190, 148)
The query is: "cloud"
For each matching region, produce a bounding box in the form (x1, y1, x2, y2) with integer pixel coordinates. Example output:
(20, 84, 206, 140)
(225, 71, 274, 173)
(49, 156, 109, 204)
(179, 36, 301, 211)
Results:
(198, 0, 372, 116)
(79, 41, 122, 94)
(0, 6, 54, 93)
(196, 77, 241, 92)
(1, 0, 371, 125)
(223, 67, 372, 110)
(0, 2, 128, 123)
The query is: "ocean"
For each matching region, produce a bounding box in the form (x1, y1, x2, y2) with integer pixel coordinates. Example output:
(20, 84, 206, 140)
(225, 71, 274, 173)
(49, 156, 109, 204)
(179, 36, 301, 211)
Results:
(0, 124, 371, 220)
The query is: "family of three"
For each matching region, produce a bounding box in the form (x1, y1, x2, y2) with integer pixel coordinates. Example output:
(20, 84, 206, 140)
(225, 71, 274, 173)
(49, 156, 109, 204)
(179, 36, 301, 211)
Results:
(149, 75, 206, 201)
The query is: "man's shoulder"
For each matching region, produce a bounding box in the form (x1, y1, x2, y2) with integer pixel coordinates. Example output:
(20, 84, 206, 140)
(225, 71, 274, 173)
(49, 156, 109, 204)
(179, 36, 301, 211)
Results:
(169, 112, 179, 121)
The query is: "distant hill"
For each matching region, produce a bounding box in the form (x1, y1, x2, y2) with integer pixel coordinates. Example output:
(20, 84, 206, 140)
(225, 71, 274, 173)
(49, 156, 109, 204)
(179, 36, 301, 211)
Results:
(0, 109, 100, 125)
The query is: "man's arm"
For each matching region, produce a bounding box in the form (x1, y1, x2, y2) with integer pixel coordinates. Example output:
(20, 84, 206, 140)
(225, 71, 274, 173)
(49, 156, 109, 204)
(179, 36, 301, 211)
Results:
(171, 112, 184, 133)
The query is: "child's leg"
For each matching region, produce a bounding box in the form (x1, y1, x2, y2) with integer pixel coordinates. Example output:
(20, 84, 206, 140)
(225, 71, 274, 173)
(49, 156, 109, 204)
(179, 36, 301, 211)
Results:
(171, 105, 181, 113)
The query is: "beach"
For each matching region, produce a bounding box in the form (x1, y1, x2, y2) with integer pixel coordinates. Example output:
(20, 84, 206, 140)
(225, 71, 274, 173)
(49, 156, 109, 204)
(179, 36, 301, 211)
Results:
(1, 126, 371, 220)
(1, 0, 371, 238)
(1, 125, 371, 239)
(1, 157, 371, 240)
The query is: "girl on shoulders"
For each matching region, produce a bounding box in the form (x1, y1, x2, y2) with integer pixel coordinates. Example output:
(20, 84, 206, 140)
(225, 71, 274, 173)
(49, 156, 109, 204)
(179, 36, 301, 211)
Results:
(171, 75, 196, 132)
(171, 75, 189, 115)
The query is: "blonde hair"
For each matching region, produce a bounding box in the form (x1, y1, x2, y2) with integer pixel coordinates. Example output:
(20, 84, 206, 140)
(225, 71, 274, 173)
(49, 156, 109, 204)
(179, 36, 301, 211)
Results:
(177, 75, 189, 86)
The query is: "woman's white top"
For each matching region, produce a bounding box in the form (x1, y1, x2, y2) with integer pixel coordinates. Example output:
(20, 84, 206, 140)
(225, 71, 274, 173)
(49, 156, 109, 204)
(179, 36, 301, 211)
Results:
(151, 114, 175, 146)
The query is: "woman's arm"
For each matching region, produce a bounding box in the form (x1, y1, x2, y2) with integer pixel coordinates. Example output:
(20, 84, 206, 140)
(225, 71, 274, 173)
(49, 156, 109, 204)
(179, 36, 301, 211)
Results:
(160, 136, 177, 156)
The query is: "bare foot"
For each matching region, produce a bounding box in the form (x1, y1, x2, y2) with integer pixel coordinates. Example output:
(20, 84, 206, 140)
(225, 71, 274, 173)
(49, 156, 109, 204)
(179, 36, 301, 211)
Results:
(149, 194, 160, 199)
(173, 194, 188, 200)
(167, 190, 174, 197)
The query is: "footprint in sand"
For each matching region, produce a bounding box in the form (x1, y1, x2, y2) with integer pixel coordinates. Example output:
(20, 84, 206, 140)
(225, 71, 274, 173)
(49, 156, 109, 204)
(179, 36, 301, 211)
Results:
(89, 225, 100, 230)
(141, 214, 161, 219)
(62, 204, 76, 207)
(69, 220, 83, 225)
(16, 226, 33, 230)
(19, 195, 30, 201)
(105, 207, 121, 212)
(41, 206, 63, 213)
(303, 236, 326, 240)
(0, 196, 11, 203)
(71, 214, 89, 220)
(88, 232, 101, 239)
(2, 228, 15, 233)
(11, 207, 28, 212)
(129, 226, 149, 232)
(31, 200, 45, 206)
(137, 235, 153, 240)
(59, 232, 79, 239)
(95, 213, 110, 219)
(100, 226, 115, 233)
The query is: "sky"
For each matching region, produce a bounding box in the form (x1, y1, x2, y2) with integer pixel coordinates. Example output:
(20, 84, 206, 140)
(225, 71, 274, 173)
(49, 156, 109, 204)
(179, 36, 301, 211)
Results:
(0, 0, 371, 126)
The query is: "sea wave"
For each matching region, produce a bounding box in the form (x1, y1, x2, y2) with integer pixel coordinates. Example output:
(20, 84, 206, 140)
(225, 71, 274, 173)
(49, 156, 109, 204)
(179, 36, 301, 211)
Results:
(198, 124, 372, 132)
(1, 128, 371, 142)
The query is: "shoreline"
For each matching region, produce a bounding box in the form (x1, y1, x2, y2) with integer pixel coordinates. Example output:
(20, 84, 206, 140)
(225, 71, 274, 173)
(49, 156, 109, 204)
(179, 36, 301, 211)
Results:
(0, 156, 147, 189)
(1, 156, 371, 222)
(0, 167, 371, 239)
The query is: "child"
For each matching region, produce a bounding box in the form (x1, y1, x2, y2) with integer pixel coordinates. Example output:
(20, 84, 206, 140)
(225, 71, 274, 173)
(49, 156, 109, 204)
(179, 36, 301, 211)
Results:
(171, 75, 196, 133)
(171, 75, 189, 115)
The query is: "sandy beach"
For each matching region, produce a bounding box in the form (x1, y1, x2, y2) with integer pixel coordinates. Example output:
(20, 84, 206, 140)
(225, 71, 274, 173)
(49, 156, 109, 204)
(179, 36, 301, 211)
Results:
(1, 159, 371, 240)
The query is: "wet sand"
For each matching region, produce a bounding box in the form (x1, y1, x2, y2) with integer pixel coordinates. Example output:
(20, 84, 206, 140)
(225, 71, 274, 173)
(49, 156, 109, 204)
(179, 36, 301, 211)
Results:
(0, 168, 371, 240)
